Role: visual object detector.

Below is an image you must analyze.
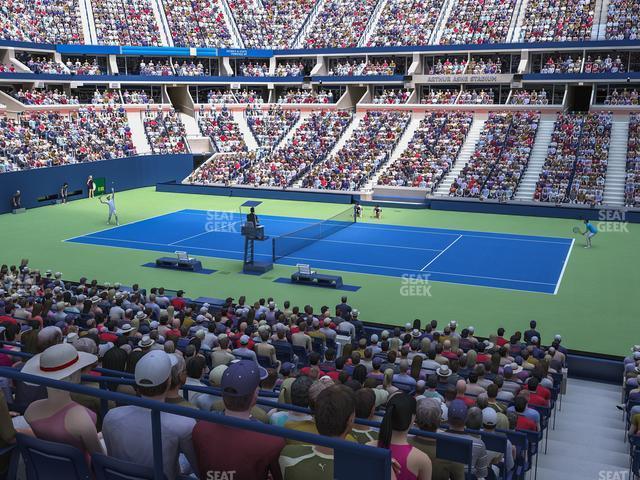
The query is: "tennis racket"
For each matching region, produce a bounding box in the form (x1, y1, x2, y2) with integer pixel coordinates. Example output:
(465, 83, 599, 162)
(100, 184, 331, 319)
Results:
(572, 227, 581, 234)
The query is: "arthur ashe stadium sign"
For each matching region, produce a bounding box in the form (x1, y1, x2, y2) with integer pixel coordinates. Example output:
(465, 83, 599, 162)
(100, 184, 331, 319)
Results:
(415, 74, 513, 84)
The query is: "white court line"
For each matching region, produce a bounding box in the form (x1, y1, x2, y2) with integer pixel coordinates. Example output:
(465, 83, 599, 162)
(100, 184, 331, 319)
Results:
(553, 238, 575, 295)
(420, 235, 462, 271)
(76, 235, 555, 287)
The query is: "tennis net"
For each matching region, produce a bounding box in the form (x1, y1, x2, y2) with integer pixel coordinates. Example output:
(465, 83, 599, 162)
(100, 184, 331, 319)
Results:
(272, 206, 356, 261)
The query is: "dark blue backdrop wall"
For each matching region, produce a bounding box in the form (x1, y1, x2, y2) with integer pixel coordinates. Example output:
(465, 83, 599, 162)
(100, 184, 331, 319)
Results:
(0, 154, 194, 214)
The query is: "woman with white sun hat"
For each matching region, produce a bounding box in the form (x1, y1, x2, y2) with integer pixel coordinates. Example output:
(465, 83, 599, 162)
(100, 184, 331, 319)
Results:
(22, 343, 104, 463)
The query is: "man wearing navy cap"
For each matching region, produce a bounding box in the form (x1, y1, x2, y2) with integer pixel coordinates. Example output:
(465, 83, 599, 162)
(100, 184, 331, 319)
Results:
(445, 399, 490, 479)
(192, 360, 284, 480)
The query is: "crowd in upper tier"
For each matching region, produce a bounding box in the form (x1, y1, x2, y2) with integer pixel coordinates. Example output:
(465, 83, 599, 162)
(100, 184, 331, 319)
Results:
(625, 113, 640, 206)
(143, 108, 188, 154)
(0, 0, 639, 47)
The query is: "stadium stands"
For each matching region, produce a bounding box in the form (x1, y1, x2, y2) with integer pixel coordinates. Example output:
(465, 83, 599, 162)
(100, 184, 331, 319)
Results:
(161, 0, 232, 47)
(303, 0, 379, 48)
(92, 0, 162, 46)
(626, 113, 640, 206)
(233, 110, 353, 186)
(439, 0, 515, 44)
(449, 112, 540, 200)
(197, 107, 248, 153)
(245, 105, 300, 150)
(11, 88, 79, 105)
(187, 151, 258, 184)
(278, 89, 335, 104)
(534, 112, 612, 205)
(300, 111, 411, 190)
(378, 112, 473, 190)
(372, 88, 411, 104)
(605, 0, 640, 40)
(366, 0, 443, 47)
(518, 0, 595, 42)
(143, 108, 188, 154)
(0, 0, 84, 44)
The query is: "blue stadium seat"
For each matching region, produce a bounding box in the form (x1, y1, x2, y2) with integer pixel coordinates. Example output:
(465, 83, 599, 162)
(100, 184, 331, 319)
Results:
(92, 453, 193, 480)
(274, 342, 294, 363)
(16, 433, 91, 480)
(292, 346, 309, 368)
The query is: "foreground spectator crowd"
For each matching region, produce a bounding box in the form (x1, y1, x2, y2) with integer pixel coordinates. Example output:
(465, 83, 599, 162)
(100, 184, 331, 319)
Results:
(450, 112, 539, 200)
(534, 112, 612, 205)
(0, 108, 135, 171)
(301, 111, 411, 190)
(188, 151, 259, 185)
(0, 265, 567, 479)
(378, 112, 473, 191)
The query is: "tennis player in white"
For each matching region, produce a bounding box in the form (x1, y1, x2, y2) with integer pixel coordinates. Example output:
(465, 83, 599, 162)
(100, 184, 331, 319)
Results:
(99, 189, 119, 225)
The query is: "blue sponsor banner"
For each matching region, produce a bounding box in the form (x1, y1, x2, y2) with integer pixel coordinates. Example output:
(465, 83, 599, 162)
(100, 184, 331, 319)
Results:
(219, 48, 273, 58)
(121, 46, 191, 56)
(57, 44, 121, 55)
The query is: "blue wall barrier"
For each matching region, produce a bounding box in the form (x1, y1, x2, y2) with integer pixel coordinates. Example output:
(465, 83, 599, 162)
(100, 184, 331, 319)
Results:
(0, 154, 194, 214)
(0, 72, 304, 83)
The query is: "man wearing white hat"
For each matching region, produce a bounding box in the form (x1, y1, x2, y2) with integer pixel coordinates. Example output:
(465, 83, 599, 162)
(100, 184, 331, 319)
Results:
(102, 350, 199, 479)
(22, 343, 104, 460)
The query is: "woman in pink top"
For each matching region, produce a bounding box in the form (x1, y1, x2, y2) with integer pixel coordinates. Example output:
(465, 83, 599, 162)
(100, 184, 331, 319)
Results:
(22, 343, 104, 464)
(373, 393, 432, 480)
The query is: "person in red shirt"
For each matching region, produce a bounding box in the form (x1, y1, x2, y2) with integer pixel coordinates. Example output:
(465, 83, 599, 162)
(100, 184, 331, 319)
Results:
(496, 327, 508, 347)
(170, 290, 186, 311)
(192, 361, 284, 480)
(514, 396, 539, 431)
(455, 379, 476, 407)
(526, 378, 549, 407)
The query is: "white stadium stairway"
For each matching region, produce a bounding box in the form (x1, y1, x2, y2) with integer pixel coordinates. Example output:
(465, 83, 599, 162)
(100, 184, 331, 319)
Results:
(592, 0, 611, 40)
(434, 113, 487, 196)
(126, 112, 152, 155)
(514, 118, 556, 201)
(603, 115, 630, 207)
(232, 109, 259, 151)
(357, 0, 389, 47)
(536, 378, 628, 480)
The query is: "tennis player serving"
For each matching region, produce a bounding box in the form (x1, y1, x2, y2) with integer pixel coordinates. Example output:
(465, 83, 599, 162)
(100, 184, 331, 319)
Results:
(99, 189, 119, 226)
(574, 219, 597, 248)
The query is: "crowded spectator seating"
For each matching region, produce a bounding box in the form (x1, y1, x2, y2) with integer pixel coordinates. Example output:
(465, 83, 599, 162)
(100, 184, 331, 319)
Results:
(328, 60, 367, 76)
(457, 89, 495, 104)
(328, 60, 397, 76)
(245, 105, 301, 150)
(603, 88, 639, 105)
(439, 0, 515, 44)
(427, 57, 467, 75)
(174, 60, 207, 76)
(467, 57, 503, 74)
(197, 107, 247, 153)
(519, 0, 595, 42)
(0, 0, 84, 44)
(234, 110, 353, 186)
(235, 89, 265, 104)
(239, 62, 270, 77)
(509, 90, 550, 105)
(534, 112, 612, 205)
(91, 90, 121, 105)
(0, 265, 567, 480)
(0, 108, 135, 171)
(625, 113, 640, 206)
(278, 89, 335, 104)
(143, 108, 188, 154)
(11, 88, 79, 105)
(372, 89, 411, 104)
(421, 89, 458, 104)
(366, 0, 443, 47)
(274, 62, 306, 77)
(449, 112, 540, 200)
(377, 112, 473, 190)
(304, 0, 379, 49)
(139, 60, 173, 76)
(301, 111, 411, 190)
(0, 63, 17, 73)
(161, 0, 232, 47)
(227, 0, 317, 49)
(122, 90, 155, 104)
(605, 0, 640, 40)
(65, 58, 103, 75)
(92, 0, 161, 46)
(539, 55, 582, 74)
(187, 151, 259, 184)
(18, 55, 66, 74)
(203, 90, 241, 104)
(584, 55, 626, 73)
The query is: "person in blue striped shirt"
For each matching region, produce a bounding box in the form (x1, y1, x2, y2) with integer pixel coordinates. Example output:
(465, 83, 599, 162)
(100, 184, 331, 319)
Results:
(582, 219, 598, 248)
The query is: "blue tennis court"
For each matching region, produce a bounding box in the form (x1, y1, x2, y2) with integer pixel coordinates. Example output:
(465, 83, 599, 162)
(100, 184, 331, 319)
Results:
(65, 208, 574, 294)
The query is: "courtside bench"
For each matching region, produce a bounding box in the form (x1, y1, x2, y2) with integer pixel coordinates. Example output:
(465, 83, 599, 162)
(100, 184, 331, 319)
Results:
(291, 264, 343, 288)
(156, 251, 202, 272)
